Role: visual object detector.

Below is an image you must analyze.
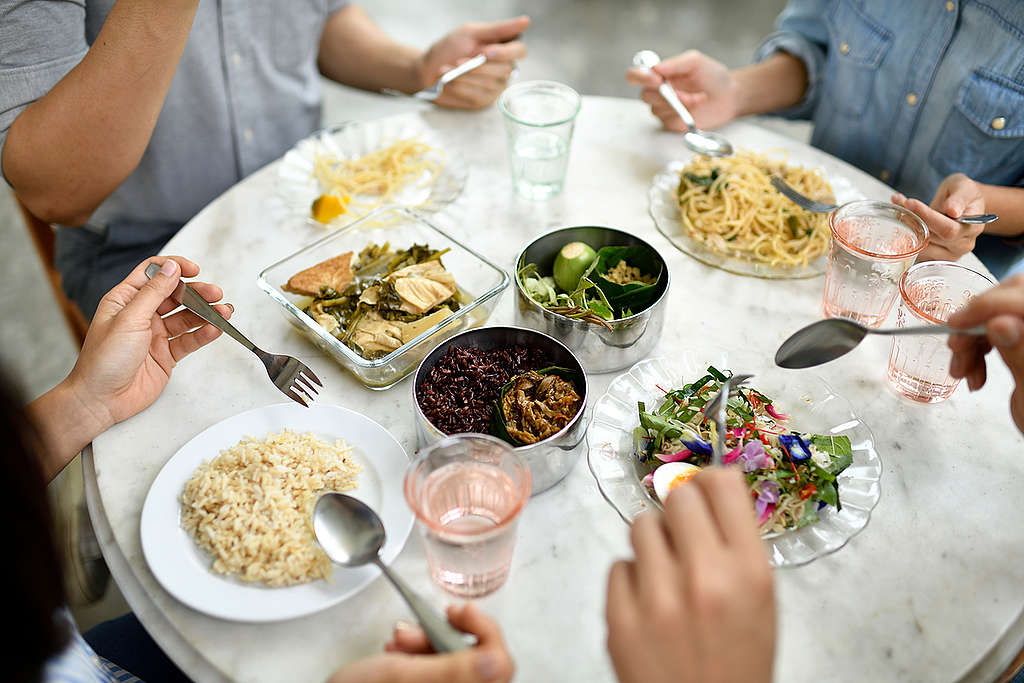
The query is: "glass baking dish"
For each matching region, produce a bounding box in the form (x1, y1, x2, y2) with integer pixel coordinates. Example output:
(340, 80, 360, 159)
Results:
(258, 206, 509, 390)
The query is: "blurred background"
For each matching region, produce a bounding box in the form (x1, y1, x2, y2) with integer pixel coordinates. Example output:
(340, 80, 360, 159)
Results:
(2, 0, 793, 630)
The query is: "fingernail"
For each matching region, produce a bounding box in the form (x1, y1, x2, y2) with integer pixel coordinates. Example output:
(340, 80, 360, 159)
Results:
(991, 326, 1021, 348)
(475, 651, 501, 680)
(160, 260, 178, 277)
(484, 46, 499, 59)
(394, 620, 416, 632)
(227, 303, 235, 312)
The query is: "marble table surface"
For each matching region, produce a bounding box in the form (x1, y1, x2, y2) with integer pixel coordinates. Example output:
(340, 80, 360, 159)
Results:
(85, 95, 1024, 683)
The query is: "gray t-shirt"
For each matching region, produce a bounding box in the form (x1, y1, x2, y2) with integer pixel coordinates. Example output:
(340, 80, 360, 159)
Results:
(0, 0, 349, 228)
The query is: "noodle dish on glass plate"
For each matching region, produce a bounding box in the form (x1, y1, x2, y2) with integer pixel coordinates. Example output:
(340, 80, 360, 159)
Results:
(649, 148, 863, 279)
(586, 350, 881, 567)
(277, 117, 468, 229)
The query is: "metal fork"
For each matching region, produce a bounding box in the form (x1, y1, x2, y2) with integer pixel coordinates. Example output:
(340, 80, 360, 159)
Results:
(145, 263, 322, 406)
(382, 54, 488, 101)
(702, 373, 754, 467)
(770, 175, 999, 224)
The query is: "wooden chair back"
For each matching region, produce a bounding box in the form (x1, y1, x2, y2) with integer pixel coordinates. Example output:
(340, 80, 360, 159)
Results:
(14, 198, 89, 346)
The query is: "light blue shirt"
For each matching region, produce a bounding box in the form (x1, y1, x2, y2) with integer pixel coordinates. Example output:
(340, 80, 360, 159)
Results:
(756, 0, 1024, 276)
(44, 609, 141, 683)
(0, 0, 349, 227)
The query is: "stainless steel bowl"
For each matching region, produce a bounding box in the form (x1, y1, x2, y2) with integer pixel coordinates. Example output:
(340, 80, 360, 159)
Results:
(513, 226, 670, 374)
(412, 326, 589, 495)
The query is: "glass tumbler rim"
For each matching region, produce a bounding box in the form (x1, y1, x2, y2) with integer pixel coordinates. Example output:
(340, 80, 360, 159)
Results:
(403, 433, 532, 534)
(898, 260, 995, 325)
(498, 80, 582, 128)
(828, 200, 929, 261)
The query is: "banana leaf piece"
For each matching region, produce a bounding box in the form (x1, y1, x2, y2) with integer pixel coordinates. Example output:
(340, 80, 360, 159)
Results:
(591, 246, 663, 313)
(490, 366, 585, 447)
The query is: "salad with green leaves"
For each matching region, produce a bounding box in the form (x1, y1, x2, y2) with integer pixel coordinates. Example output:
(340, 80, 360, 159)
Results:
(635, 366, 853, 533)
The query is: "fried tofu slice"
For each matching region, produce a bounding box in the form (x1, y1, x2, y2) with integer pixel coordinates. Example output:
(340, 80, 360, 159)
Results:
(283, 251, 354, 296)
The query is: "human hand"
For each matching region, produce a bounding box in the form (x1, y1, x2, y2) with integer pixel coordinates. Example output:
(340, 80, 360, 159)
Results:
(419, 16, 530, 110)
(64, 256, 231, 430)
(626, 50, 741, 132)
(948, 274, 1024, 434)
(328, 604, 513, 683)
(892, 173, 987, 262)
(606, 467, 775, 683)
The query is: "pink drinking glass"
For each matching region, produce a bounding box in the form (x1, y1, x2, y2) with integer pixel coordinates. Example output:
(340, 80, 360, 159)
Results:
(887, 261, 994, 403)
(404, 434, 531, 598)
(822, 201, 929, 328)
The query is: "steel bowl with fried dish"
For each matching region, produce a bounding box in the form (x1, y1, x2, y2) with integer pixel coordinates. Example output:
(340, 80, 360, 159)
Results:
(412, 326, 589, 495)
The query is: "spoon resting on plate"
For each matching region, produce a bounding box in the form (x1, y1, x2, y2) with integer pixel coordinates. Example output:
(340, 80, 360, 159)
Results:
(632, 50, 734, 158)
(775, 317, 988, 369)
(312, 493, 472, 652)
(769, 175, 999, 224)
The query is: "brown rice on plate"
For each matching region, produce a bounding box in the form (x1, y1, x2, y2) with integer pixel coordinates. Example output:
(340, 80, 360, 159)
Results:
(180, 429, 361, 587)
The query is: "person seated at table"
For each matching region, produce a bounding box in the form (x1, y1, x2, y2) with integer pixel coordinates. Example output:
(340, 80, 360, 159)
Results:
(625, 0, 1024, 278)
(8, 255, 515, 683)
(0, 1, 529, 318)
(599, 273, 1024, 683)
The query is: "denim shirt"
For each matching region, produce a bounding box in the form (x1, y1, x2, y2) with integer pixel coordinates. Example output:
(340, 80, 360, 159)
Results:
(756, 0, 1024, 275)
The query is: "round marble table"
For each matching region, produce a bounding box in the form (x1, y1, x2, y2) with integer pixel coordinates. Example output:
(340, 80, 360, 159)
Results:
(85, 96, 1024, 683)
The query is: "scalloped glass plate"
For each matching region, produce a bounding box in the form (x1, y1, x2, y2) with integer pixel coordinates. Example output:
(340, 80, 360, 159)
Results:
(586, 354, 881, 567)
(276, 118, 468, 229)
(648, 158, 864, 279)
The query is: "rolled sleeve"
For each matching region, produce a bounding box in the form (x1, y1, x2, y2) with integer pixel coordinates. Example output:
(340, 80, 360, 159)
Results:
(754, 0, 831, 120)
(0, 0, 88, 185)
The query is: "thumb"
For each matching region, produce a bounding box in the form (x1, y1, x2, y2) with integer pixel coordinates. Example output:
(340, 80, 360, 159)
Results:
(120, 259, 181, 323)
(653, 50, 705, 80)
(469, 15, 530, 44)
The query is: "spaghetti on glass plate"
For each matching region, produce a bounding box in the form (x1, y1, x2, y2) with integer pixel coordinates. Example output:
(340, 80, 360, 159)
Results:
(586, 352, 881, 567)
(277, 118, 468, 229)
(649, 149, 862, 279)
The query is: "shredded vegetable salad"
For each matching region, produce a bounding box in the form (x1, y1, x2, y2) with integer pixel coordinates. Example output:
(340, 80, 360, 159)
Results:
(634, 366, 853, 534)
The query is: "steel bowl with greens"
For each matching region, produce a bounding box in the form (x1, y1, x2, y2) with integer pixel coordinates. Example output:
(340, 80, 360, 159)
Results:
(517, 240, 664, 329)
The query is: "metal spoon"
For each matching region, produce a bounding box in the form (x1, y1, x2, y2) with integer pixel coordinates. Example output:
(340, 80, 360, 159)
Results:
(775, 318, 988, 369)
(769, 175, 999, 224)
(313, 493, 471, 652)
(632, 50, 734, 158)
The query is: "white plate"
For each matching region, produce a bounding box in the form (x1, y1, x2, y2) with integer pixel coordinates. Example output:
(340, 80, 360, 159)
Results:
(140, 403, 413, 622)
(648, 152, 864, 279)
(276, 118, 468, 229)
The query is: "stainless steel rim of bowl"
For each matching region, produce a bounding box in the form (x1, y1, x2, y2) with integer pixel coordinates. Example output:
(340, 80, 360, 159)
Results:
(512, 225, 671, 327)
(412, 325, 590, 452)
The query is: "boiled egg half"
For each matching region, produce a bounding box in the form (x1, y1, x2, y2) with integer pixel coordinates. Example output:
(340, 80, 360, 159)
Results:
(652, 462, 702, 503)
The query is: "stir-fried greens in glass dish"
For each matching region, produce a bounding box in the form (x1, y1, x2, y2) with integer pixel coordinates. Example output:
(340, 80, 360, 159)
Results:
(635, 366, 853, 534)
(283, 242, 462, 360)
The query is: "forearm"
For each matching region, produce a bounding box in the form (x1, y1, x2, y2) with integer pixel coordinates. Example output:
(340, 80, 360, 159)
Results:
(979, 184, 1024, 237)
(26, 379, 113, 483)
(2, 0, 200, 226)
(317, 5, 424, 94)
(732, 52, 808, 118)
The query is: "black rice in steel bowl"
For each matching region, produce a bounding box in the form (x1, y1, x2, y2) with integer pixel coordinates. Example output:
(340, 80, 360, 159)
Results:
(416, 344, 584, 446)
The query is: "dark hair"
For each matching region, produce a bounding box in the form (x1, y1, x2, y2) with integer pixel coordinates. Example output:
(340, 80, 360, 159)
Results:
(0, 370, 70, 681)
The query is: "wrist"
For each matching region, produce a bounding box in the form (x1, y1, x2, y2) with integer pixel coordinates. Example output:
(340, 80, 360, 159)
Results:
(61, 373, 116, 437)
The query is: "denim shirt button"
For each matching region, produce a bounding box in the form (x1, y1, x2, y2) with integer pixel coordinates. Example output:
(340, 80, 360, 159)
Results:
(991, 116, 1007, 131)
(839, 42, 850, 54)
(945, 1, 955, 11)
(906, 93, 919, 106)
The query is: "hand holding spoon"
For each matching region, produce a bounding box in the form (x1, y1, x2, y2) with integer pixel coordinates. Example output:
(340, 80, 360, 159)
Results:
(313, 493, 471, 652)
(775, 318, 988, 369)
(632, 50, 734, 158)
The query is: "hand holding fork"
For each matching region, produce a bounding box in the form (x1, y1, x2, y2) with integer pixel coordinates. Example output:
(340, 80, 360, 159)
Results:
(145, 264, 322, 406)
